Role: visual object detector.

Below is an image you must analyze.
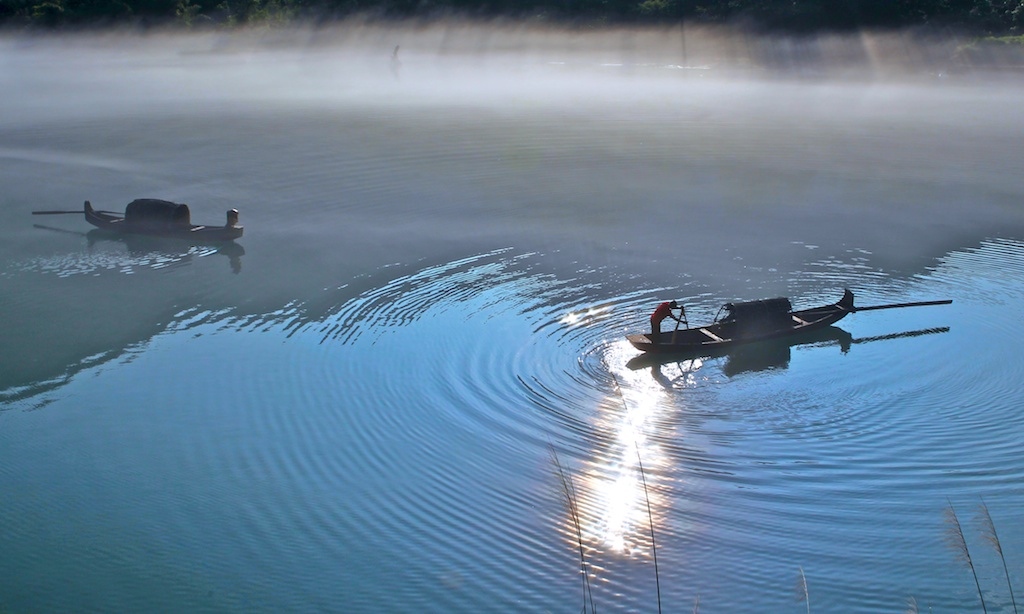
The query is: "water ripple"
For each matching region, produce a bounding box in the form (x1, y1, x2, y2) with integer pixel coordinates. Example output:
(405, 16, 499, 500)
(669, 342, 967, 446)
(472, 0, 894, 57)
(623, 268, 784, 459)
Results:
(6, 239, 1024, 613)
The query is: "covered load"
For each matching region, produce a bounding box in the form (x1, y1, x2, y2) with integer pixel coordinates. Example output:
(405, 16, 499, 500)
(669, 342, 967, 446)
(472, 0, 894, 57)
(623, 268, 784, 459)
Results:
(724, 297, 793, 327)
(724, 297, 792, 320)
(125, 199, 191, 227)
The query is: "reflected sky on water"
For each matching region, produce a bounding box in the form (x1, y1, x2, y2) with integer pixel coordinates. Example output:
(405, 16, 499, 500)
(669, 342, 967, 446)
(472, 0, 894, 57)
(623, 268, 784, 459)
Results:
(2, 30, 1024, 612)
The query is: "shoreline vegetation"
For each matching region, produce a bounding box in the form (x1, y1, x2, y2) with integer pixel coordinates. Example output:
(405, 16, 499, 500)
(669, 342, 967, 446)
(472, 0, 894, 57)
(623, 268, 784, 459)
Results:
(3, 3, 1024, 76)
(3, 0, 1024, 36)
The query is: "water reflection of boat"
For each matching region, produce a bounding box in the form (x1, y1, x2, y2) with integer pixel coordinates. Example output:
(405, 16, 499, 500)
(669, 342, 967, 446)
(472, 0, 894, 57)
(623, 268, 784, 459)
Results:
(627, 325, 851, 373)
(627, 325, 950, 378)
(7, 225, 246, 403)
(86, 229, 245, 274)
(84, 200, 243, 242)
(31, 222, 244, 274)
(627, 289, 951, 356)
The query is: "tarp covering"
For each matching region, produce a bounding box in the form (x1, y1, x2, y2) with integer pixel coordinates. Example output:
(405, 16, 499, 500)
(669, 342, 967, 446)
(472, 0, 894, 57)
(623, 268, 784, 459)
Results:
(724, 297, 792, 322)
(125, 199, 191, 226)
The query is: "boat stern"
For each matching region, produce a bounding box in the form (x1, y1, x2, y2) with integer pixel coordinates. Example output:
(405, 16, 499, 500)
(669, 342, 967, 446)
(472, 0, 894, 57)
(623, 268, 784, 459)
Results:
(626, 333, 656, 352)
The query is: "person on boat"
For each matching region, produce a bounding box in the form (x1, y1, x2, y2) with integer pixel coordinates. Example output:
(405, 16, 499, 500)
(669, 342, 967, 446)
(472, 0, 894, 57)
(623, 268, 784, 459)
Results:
(650, 301, 683, 344)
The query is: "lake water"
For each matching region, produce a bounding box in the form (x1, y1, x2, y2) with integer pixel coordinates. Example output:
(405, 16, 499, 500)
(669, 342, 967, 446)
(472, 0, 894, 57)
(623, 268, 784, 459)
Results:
(2, 27, 1024, 613)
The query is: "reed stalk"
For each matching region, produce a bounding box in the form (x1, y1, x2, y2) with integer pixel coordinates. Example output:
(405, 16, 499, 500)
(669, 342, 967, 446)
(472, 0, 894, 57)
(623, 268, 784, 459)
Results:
(978, 497, 1018, 614)
(945, 499, 988, 613)
(796, 566, 810, 614)
(551, 447, 596, 614)
(611, 374, 663, 614)
(635, 444, 662, 614)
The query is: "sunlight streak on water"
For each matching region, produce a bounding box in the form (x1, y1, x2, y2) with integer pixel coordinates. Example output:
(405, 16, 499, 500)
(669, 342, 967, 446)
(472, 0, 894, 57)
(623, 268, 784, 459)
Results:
(579, 382, 667, 554)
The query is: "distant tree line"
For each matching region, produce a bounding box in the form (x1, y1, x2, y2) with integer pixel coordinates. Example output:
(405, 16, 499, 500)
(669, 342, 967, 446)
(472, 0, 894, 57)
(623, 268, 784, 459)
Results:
(2, 0, 1024, 33)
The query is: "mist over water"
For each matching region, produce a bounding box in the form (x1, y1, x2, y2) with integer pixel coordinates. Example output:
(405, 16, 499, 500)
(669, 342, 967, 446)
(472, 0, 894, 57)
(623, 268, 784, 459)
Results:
(2, 25, 1024, 612)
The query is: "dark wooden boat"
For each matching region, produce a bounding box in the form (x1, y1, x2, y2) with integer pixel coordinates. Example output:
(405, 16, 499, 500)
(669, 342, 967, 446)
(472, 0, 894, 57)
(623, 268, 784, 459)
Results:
(627, 289, 951, 355)
(82, 199, 243, 242)
(627, 324, 855, 371)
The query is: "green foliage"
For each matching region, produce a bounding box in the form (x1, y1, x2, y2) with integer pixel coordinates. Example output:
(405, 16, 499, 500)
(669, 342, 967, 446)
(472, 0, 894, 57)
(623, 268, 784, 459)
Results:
(175, 0, 200, 24)
(19, 0, 134, 25)
(245, 0, 300, 25)
(4, 0, 1024, 31)
(980, 33, 1024, 43)
(953, 31, 1024, 63)
(31, 0, 66, 25)
(637, 0, 676, 18)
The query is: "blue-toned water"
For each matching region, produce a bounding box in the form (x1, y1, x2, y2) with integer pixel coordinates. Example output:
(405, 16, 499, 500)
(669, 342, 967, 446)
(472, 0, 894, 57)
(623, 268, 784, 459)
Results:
(2, 29, 1024, 613)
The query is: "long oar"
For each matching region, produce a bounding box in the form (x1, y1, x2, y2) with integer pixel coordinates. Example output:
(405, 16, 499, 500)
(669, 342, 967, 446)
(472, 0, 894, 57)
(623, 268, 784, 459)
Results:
(33, 224, 88, 236)
(670, 312, 682, 345)
(853, 299, 952, 312)
(32, 209, 121, 215)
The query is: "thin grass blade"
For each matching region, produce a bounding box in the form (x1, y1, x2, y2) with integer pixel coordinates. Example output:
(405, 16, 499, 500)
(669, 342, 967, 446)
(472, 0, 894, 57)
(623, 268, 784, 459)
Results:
(796, 566, 810, 614)
(978, 498, 1017, 614)
(945, 499, 988, 614)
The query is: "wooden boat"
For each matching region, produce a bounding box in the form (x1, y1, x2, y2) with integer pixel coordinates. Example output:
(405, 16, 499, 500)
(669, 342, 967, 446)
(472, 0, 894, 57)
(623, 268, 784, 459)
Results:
(82, 199, 243, 242)
(626, 289, 951, 355)
(627, 324, 855, 371)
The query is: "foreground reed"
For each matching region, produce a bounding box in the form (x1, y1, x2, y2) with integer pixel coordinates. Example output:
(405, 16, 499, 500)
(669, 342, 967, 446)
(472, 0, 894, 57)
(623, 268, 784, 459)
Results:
(551, 443, 665, 614)
(978, 497, 1018, 614)
(551, 465, 1021, 612)
(941, 497, 1024, 613)
(550, 447, 596, 614)
(611, 374, 663, 614)
(635, 444, 662, 614)
(556, 379, 1019, 613)
(796, 566, 810, 614)
(945, 499, 988, 613)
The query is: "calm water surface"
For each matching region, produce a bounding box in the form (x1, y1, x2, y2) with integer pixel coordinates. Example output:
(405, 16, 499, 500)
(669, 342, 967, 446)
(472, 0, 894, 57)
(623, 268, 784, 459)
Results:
(2, 31, 1024, 613)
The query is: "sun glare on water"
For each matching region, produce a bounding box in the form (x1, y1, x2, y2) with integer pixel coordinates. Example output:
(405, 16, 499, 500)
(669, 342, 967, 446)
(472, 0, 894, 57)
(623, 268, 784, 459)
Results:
(574, 339, 689, 555)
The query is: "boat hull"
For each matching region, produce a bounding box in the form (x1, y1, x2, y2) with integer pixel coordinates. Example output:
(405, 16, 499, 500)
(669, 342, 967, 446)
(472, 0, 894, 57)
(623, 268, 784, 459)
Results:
(627, 291, 854, 356)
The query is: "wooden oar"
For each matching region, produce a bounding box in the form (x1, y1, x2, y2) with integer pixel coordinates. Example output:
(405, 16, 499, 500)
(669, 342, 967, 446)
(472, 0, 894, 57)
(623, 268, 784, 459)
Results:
(33, 224, 88, 236)
(670, 314, 681, 345)
(32, 209, 121, 215)
(853, 299, 952, 312)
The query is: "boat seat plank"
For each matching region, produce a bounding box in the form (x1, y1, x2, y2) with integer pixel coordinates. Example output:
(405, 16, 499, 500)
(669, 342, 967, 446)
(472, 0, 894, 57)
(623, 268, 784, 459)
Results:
(792, 315, 809, 325)
(699, 328, 724, 342)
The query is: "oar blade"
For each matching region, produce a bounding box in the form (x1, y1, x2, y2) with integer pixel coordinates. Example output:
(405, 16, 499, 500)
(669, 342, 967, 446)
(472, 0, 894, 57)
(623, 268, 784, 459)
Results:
(855, 299, 952, 312)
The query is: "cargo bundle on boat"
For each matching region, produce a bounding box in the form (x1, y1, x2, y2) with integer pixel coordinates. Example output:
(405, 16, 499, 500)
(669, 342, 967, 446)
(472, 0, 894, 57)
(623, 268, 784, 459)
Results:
(124, 199, 192, 228)
(723, 297, 793, 337)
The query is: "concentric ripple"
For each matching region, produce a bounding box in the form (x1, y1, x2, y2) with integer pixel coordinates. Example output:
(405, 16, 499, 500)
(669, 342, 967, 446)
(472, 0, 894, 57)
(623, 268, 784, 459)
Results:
(256, 240, 1024, 611)
(4, 239, 1024, 612)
